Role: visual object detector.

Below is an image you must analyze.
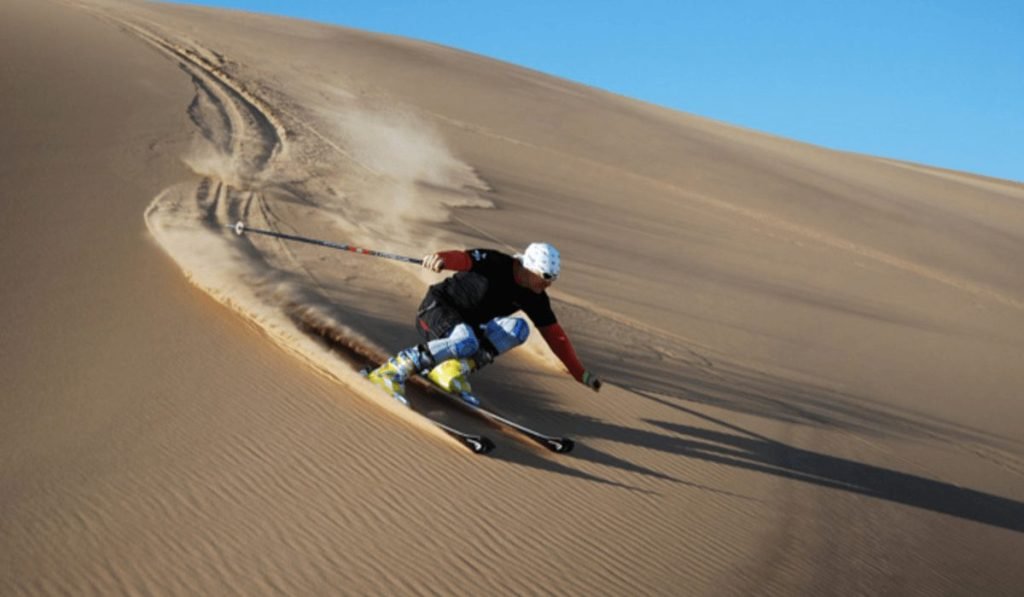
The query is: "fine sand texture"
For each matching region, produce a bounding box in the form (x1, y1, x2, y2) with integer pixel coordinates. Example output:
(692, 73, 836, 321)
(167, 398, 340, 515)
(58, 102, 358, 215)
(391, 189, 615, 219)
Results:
(3, 1, 1024, 595)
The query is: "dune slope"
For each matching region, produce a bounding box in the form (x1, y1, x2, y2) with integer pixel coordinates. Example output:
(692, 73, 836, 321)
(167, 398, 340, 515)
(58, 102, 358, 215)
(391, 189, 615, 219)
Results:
(3, 0, 1023, 595)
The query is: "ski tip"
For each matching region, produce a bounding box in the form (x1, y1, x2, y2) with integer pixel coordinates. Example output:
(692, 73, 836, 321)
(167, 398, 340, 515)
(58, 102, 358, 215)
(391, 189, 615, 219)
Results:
(468, 436, 496, 455)
(548, 437, 575, 454)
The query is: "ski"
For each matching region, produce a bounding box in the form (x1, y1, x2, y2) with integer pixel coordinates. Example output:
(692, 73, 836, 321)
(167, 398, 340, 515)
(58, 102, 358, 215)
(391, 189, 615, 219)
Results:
(360, 369, 495, 455)
(461, 398, 574, 453)
(433, 421, 496, 455)
(414, 379, 574, 453)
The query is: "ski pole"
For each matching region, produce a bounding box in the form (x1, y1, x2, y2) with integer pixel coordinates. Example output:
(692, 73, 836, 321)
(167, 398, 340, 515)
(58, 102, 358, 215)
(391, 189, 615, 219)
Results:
(226, 221, 423, 265)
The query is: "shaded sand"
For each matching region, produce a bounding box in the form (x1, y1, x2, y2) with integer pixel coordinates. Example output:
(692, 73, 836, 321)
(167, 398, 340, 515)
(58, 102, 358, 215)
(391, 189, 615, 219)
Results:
(3, 0, 1023, 594)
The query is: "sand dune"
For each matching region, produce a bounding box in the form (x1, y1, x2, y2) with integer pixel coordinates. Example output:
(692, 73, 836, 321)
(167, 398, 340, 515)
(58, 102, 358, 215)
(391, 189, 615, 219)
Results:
(3, 0, 1023, 594)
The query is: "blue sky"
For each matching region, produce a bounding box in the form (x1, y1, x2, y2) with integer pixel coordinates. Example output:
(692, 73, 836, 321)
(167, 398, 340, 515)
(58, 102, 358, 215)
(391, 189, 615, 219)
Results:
(172, 1, 1023, 182)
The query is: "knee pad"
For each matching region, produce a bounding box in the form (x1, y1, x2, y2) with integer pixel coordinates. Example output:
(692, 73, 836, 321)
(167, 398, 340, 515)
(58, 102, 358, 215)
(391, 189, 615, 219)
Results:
(482, 317, 530, 355)
(427, 323, 479, 361)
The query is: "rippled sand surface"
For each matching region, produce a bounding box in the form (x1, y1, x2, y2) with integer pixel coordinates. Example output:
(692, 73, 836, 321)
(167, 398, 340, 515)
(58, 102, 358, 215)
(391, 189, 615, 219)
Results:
(3, 1, 1023, 594)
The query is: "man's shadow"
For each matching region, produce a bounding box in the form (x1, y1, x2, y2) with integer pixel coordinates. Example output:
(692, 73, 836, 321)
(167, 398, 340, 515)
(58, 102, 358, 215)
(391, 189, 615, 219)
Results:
(638, 395, 1024, 532)
(287, 283, 1024, 533)
(543, 300, 1024, 533)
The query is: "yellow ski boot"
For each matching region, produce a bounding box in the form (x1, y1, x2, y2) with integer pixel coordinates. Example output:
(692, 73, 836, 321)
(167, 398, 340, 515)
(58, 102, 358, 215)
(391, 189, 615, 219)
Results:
(427, 358, 480, 405)
(367, 351, 418, 405)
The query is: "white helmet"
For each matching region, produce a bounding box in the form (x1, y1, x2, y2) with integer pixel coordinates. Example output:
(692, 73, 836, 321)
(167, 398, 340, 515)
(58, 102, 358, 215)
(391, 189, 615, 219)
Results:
(518, 242, 560, 280)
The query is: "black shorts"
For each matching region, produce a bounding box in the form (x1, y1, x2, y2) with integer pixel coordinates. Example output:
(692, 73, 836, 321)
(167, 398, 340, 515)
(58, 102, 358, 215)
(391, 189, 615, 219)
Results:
(415, 292, 465, 342)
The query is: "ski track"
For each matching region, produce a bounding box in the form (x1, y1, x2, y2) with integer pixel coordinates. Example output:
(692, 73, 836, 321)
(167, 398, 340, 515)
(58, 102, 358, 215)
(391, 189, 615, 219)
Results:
(68, 9, 488, 467)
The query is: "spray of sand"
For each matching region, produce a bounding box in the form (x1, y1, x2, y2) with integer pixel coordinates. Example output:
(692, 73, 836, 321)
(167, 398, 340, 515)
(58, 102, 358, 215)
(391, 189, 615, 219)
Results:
(142, 50, 496, 446)
(314, 104, 491, 247)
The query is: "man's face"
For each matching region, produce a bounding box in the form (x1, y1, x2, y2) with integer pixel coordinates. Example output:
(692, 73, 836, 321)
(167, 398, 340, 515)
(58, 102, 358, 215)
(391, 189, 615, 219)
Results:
(522, 267, 554, 294)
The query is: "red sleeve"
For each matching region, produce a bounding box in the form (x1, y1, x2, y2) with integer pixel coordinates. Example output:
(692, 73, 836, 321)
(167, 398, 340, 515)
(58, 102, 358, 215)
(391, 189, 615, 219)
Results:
(437, 250, 472, 272)
(538, 323, 586, 382)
